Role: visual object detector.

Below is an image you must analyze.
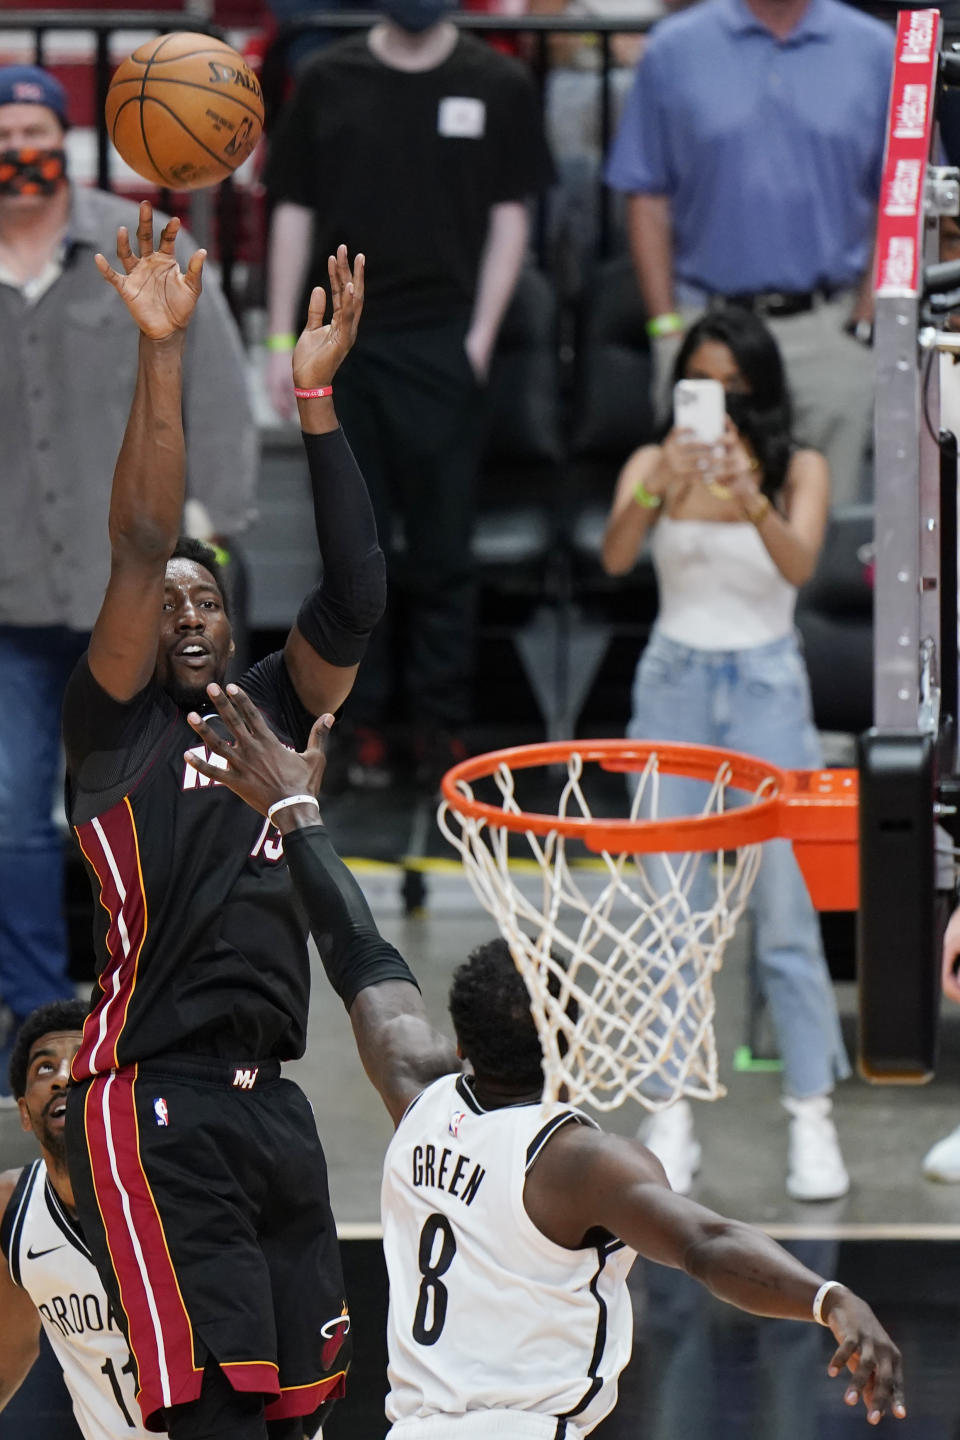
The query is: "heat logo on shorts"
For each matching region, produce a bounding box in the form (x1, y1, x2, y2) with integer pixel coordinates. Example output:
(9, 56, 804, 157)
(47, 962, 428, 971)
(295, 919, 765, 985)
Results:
(320, 1305, 351, 1369)
(153, 1097, 169, 1127)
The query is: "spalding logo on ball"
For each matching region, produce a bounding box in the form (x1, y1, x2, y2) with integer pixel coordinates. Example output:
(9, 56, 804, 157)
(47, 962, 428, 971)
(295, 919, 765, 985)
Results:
(106, 32, 264, 190)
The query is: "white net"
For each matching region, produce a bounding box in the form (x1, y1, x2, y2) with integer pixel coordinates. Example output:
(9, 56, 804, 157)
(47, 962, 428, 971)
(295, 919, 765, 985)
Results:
(438, 749, 774, 1112)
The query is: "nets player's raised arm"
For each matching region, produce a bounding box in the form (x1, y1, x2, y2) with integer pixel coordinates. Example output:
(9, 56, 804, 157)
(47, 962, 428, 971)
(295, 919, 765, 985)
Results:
(86, 201, 205, 702)
(525, 1125, 905, 1424)
(0, 1172, 43, 1409)
(284, 825, 459, 1124)
(280, 249, 387, 719)
(184, 683, 458, 1120)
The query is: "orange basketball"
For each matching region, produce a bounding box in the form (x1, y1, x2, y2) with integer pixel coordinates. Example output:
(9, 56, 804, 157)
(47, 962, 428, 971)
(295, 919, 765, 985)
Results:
(105, 32, 264, 190)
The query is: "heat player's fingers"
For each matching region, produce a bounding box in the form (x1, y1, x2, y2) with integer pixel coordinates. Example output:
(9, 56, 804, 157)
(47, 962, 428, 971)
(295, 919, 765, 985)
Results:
(136, 200, 155, 256)
(158, 215, 181, 254)
(184, 247, 206, 293)
(115, 226, 136, 273)
(185, 710, 236, 761)
(184, 748, 230, 783)
(306, 284, 327, 330)
(94, 253, 125, 289)
(223, 683, 274, 739)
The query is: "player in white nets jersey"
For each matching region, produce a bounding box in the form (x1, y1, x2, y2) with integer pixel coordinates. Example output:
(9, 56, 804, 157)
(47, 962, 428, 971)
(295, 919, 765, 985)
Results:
(0, 1001, 163, 1439)
(380, 1049, 635, 1438)
(183, 682, 907, 1438)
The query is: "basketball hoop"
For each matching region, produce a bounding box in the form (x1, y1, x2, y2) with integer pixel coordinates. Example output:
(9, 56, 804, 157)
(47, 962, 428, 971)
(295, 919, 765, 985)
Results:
(438, 741, 857, 1112)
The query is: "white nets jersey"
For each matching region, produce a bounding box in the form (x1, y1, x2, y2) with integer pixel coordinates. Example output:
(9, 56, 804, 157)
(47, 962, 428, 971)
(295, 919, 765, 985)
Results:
(382, 1074, 636, 1439)
(0, 1159, 157, 1440)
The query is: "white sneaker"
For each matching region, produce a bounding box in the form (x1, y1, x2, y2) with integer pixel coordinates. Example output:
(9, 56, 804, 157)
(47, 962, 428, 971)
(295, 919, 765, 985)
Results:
(783, 1094, 850, 1202)
(921, 1124, 960, 1182)
(639, 1099, 701, 1194)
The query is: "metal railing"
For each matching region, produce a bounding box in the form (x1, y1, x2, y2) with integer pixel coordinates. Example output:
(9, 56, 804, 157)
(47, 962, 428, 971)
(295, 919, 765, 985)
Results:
(0, 3, 907, 308)
(0, 6, 658, 295)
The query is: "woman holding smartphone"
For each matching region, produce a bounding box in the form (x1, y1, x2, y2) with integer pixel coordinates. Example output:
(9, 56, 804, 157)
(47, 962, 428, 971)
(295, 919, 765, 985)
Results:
(602, 305, 850, 1204)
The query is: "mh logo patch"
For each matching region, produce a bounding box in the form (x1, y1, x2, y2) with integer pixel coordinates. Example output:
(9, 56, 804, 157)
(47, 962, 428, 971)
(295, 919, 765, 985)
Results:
(232, 1067, 259, 1090)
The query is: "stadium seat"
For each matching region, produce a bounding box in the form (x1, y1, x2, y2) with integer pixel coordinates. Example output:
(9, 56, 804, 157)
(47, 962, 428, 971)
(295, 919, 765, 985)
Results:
(796, 502, 875, 744)
(795, 503, 875, 989)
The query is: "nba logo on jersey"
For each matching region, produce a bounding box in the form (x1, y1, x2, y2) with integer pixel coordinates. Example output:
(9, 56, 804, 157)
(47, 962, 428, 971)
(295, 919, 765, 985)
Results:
(448, 1109, 466, 1140)
(153, 1097, 169, 1127)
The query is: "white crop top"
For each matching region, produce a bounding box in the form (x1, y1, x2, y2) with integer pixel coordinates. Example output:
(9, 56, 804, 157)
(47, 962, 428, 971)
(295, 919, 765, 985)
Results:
(649, 515, 797, 650)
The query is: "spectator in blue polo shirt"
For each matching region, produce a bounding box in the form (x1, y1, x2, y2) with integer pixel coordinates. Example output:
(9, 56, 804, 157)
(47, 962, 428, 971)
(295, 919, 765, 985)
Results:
(606, 0, 894, 506)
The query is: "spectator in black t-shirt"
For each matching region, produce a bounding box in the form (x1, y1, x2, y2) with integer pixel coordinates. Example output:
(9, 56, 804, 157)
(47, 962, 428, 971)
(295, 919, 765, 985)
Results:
(265, 0, 554, 791)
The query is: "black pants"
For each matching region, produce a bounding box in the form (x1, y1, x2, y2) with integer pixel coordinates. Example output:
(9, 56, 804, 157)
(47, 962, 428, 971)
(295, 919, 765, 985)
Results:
(66, 1058, 349, 1435)
(332, 320, 486, 732)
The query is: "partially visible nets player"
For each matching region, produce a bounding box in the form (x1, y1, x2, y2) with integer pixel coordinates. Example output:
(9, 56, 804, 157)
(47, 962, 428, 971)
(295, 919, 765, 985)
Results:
(0, 1001, 164, 1439)
(184, 683, 907, 1437)
(921, 906, 960, 1180)
(60, 204, 391, 1440)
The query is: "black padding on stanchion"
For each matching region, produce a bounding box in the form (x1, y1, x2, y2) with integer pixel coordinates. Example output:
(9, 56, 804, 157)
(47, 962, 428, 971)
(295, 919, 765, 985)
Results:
(858, 730, 940, 1082)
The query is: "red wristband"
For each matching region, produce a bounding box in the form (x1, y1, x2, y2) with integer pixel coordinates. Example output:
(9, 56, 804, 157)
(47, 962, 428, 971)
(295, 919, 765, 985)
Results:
(293, 385, 333, 399)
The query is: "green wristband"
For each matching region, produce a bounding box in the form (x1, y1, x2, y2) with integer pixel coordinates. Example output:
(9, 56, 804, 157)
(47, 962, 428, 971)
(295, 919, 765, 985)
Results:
(267, 333, 297, 352)
(633, 480, 663, 510)
(646, 312, 684, 339)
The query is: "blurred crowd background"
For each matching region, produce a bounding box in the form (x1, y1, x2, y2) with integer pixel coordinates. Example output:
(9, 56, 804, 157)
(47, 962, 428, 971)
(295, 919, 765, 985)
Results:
(0, 0, 910, 1134)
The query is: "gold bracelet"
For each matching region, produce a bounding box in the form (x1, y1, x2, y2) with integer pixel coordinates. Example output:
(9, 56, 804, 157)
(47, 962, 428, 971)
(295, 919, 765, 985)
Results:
(633, 479, 663, 510)
(745, 494, 771, 526)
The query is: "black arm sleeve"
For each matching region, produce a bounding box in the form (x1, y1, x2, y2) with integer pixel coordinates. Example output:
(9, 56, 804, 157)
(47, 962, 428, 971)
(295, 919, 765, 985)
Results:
(240, 650, 316, 751)
(295, 428, 386, 668)
(283, 824, 419, 1010)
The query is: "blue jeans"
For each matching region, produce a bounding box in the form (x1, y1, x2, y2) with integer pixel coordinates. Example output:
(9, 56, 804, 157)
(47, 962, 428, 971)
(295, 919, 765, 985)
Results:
(627, 629, 851, 1099)
(0, 625, 88, 1018)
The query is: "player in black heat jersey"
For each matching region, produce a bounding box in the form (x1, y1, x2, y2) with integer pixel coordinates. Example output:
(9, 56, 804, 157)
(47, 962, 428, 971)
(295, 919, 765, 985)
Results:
(60, 203, 386, 1440)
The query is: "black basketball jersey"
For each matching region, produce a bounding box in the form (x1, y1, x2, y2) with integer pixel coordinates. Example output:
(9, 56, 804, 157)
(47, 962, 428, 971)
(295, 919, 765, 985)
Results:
(63, 651, 315, 1078)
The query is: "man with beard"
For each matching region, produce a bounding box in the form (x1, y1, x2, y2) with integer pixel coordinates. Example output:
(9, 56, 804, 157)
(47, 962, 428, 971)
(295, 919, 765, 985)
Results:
(60, 206, 390, 1440)
(0, 68, 256, 1096)
(0, 1000, 162, 1438)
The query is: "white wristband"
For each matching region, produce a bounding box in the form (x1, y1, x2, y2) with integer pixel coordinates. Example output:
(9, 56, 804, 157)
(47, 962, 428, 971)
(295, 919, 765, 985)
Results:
(266, 794, 321, 824)
(812, 1280, 842, 1325)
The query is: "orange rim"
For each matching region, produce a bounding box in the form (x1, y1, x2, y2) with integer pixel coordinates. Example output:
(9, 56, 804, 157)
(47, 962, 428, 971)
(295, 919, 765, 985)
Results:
(440, 740, 859, 909)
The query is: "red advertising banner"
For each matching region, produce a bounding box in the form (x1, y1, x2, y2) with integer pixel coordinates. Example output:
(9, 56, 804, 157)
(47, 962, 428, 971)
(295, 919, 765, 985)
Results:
(874, 7, 940, 298)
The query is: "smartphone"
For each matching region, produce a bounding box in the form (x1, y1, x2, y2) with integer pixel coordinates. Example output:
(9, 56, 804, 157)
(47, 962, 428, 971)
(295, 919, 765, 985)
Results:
(673, 378, 726, 444)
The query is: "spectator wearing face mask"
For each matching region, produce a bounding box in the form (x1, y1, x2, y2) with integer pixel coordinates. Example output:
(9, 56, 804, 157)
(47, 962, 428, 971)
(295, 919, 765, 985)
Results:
(0, 65, 256, 1104)
(264, 3, 554, 791)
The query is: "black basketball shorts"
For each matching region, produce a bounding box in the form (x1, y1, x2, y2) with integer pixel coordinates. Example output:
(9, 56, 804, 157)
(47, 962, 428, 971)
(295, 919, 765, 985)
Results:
(66, 1056, 351, 1431)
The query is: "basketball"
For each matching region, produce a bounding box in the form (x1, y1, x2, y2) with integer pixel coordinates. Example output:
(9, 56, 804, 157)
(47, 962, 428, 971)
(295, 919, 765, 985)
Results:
(105, 32, 264, 190)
